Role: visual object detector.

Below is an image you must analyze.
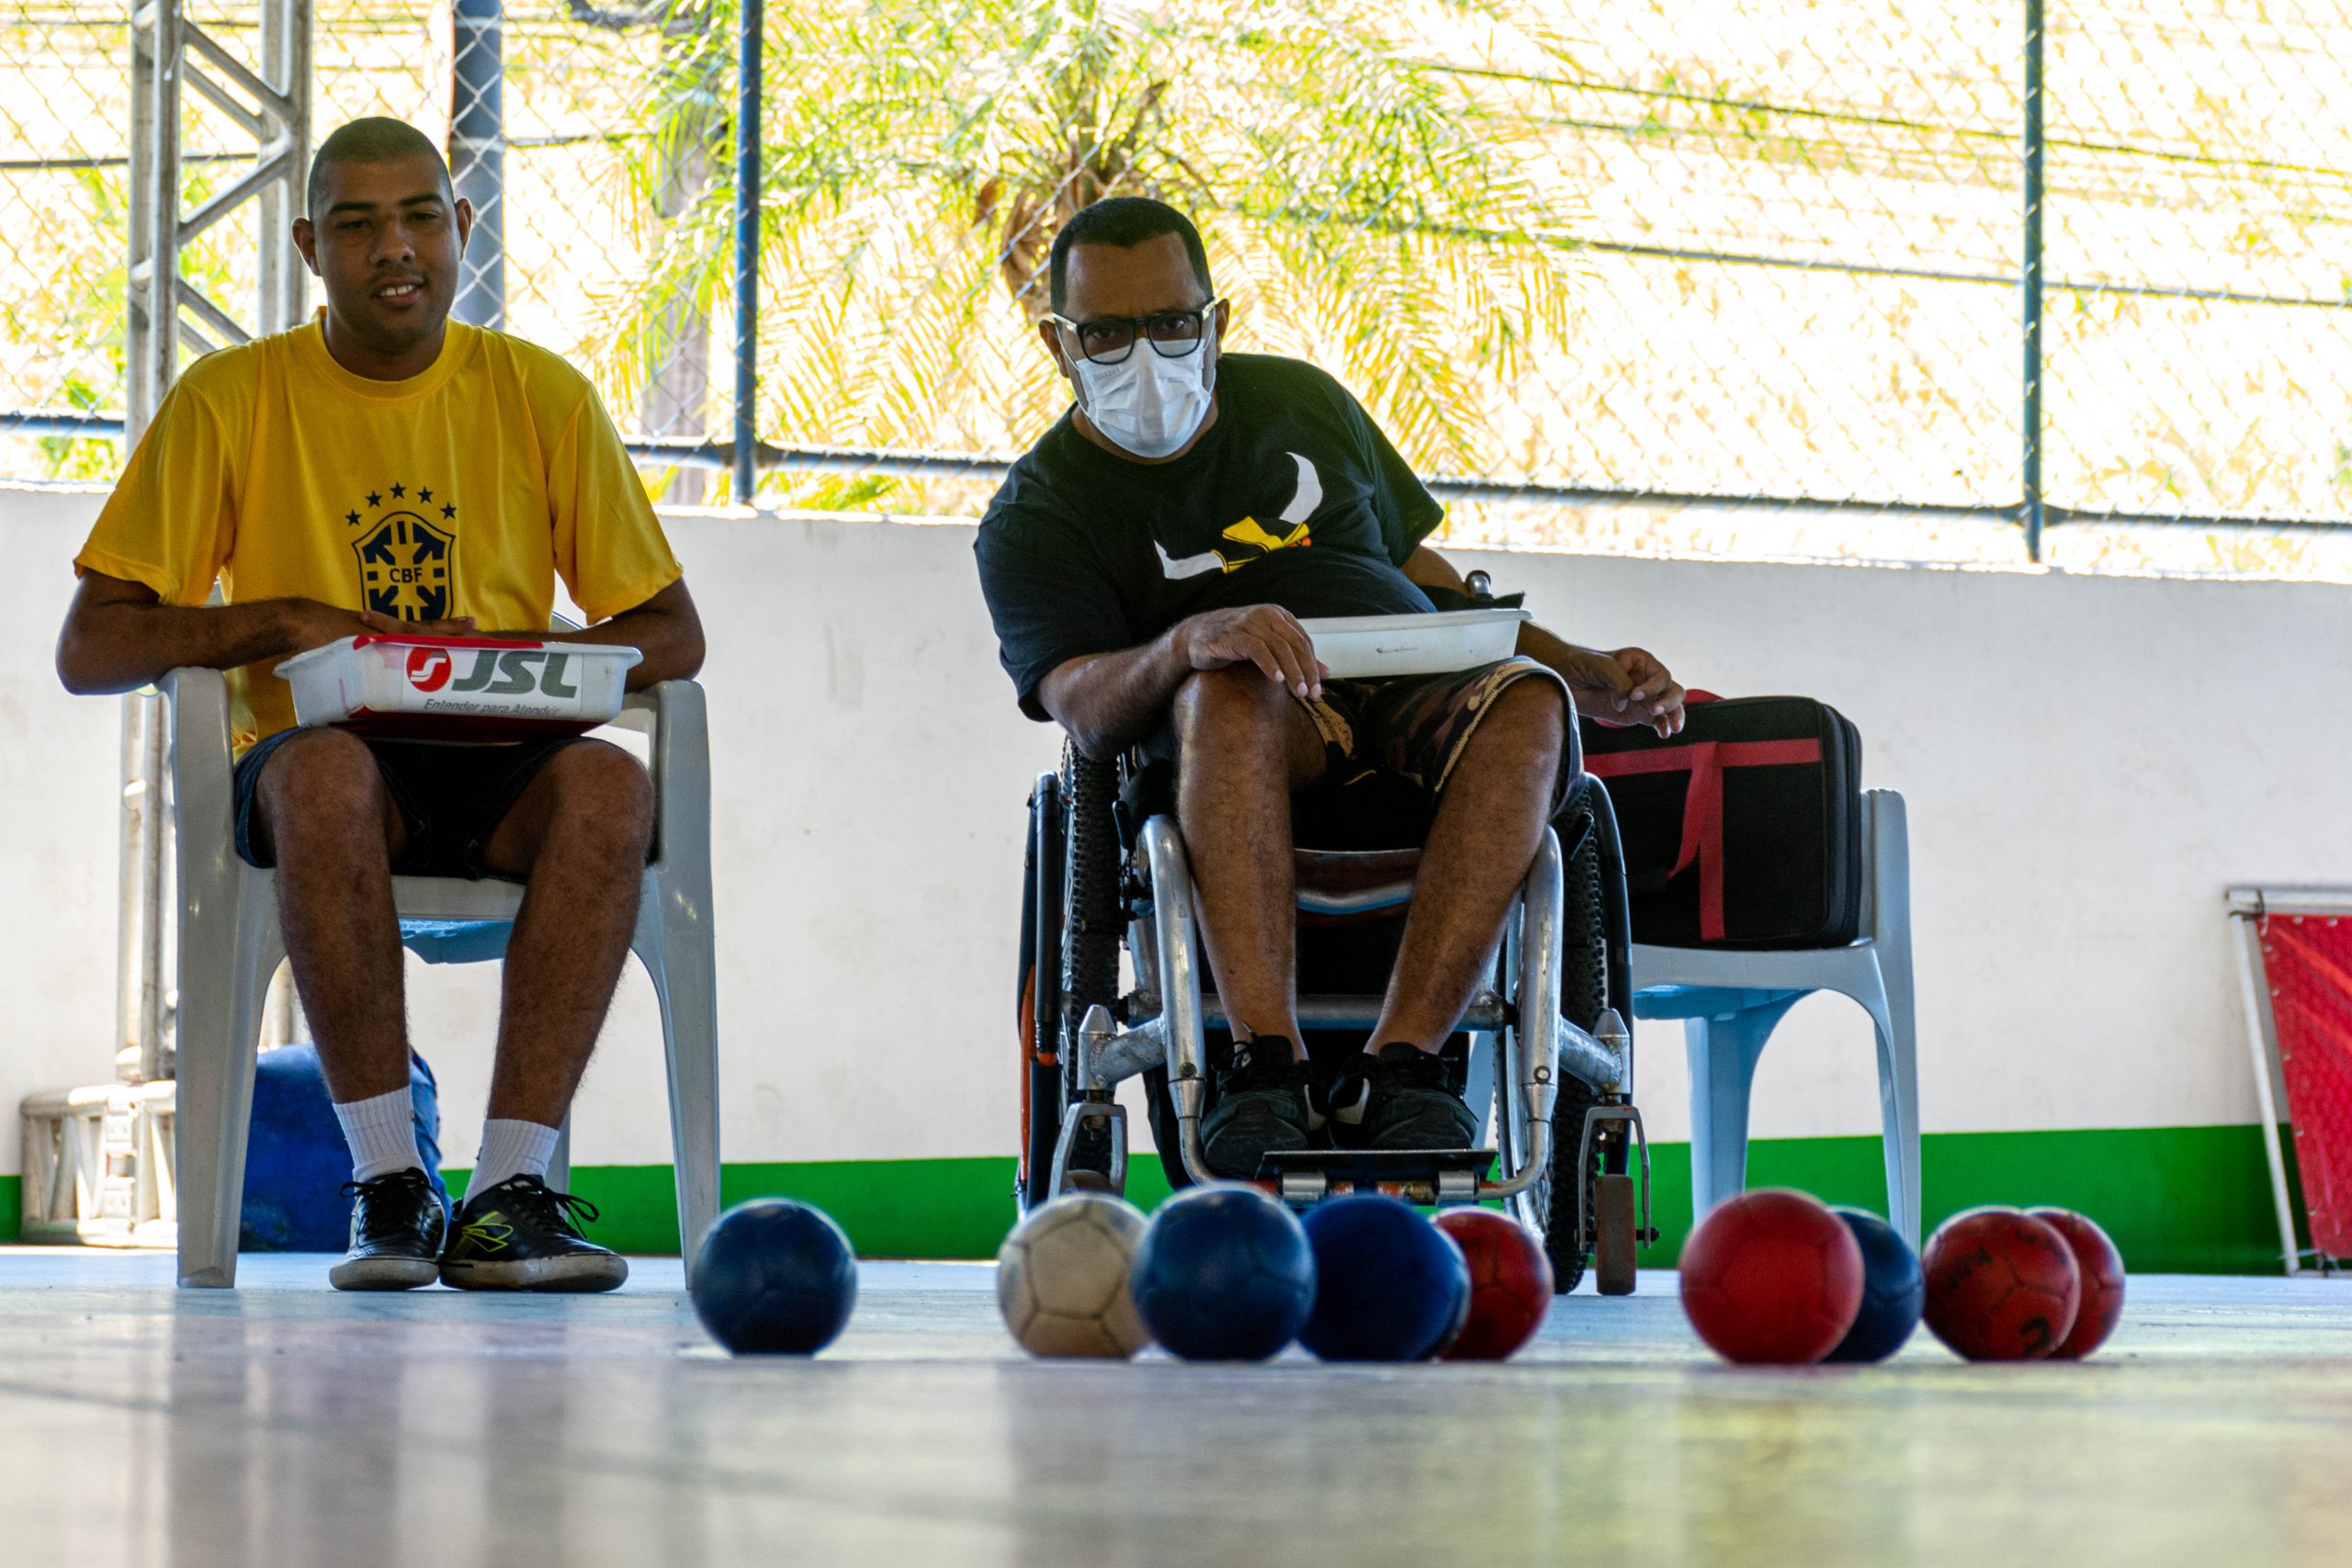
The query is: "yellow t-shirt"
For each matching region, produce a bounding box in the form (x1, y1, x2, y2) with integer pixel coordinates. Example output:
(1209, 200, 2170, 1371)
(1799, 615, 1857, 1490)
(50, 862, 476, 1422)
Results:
(75, 318, 684, 754)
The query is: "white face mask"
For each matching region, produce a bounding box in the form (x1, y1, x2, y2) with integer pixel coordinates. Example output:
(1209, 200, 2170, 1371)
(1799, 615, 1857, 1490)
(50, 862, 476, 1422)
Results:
(1069, 321, 1217, 459)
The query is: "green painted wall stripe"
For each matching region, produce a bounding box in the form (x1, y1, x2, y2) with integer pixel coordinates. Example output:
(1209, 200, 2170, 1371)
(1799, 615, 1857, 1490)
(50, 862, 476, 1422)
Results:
(438, 1159, 1031, 1260)
(443, 1122, 2290, 1275)
(0, 1127, 2274, 1266)
(1639, 1122, 2288, 1275)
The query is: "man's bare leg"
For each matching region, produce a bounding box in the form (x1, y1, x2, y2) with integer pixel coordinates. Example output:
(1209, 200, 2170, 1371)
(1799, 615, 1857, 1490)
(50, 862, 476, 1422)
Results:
(251, 728, 413, 1103)
(1170, 666, 1327, 1054)
(253, 729, 444, 1289)
(1370, 678, 1566, 1052)
(473, 740, 655, 1128)
(435, 739, 651, 1292)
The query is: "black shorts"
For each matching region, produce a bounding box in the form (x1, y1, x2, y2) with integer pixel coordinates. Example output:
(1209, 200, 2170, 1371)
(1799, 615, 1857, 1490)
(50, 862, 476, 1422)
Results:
(232, 728, 591, 879)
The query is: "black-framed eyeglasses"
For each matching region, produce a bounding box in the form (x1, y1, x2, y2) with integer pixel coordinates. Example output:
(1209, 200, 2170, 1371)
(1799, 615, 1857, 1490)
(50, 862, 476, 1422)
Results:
(1046, 298, 1222, 366)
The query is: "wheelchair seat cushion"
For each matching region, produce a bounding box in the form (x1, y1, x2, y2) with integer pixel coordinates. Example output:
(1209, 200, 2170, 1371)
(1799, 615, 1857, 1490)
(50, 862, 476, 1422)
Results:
(1294, 847, 1420, 919)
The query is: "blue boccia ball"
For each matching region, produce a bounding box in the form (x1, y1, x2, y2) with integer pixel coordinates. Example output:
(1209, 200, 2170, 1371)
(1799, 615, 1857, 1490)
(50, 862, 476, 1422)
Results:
(1298, 1194, 1473, 1363)
(689, 1199, 859, 1355)
(1824, 1206, 1924, 1363)
(1130, 1185, 1317, 1361)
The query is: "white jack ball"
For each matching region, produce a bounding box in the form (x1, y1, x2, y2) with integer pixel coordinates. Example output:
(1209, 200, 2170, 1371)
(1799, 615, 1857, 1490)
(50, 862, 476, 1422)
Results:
(997, 1192, 1150, 1359)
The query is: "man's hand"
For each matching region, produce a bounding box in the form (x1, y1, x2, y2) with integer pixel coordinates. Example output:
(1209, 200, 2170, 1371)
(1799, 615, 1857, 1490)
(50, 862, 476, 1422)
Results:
(274, 599, 375, 655)
(1038, 604, 1330, 759)
(1172, 604, 1330, 702)
(1559, 645, 1686, 738)
(357, 608, 479, 640)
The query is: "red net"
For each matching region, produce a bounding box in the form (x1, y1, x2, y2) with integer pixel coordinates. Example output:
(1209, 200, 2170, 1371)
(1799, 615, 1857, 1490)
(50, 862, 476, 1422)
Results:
(2258, 914, 2352, 1258)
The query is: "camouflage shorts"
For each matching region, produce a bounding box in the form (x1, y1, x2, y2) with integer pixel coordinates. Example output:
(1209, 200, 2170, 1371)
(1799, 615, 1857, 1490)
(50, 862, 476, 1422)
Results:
(1300, 655, 1577, 816)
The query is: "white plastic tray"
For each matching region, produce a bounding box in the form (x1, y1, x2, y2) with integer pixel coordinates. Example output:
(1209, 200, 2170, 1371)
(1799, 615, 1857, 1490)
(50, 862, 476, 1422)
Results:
(275, 635, 641, 739)
(1295, 609, 1531, 680)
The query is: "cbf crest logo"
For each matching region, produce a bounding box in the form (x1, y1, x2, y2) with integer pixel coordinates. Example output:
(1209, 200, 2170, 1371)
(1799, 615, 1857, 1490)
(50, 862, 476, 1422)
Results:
(344, 479, 457, 620)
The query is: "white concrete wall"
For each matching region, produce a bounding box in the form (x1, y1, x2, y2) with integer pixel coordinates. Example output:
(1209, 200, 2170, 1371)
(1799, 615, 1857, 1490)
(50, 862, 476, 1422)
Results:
(6, 483, 2347, 1177)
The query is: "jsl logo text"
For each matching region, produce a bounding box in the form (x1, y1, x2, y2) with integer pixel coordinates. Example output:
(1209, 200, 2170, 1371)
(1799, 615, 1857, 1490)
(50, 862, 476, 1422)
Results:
(404, 646, 582, 699)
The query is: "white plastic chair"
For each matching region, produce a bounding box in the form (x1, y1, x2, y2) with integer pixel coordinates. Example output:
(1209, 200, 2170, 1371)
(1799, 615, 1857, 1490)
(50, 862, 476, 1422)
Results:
(164, 667, 721, 1287)
(1630, 789, 1919, 1247)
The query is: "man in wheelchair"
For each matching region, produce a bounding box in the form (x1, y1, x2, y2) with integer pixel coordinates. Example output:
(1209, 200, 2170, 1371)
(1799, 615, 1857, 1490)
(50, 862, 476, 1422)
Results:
(977, 197, 1685, 1179)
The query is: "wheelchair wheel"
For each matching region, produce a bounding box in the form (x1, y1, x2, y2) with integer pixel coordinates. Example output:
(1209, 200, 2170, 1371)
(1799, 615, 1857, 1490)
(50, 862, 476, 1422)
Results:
(1015, 747, 1128, 1212)
(1015, 772, 1065, 1213)
(1583, 783, 1640, 1296)
(1059, 742, 1125, 1085)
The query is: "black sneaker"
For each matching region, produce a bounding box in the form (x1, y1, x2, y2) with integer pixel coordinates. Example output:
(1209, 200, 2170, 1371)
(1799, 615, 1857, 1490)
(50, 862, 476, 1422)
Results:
(1330, 1043, 1477, 1150)
(329, 1168, 448, 1292)
(439, 1176, 628, 1292)
(1201, 1037, 1317, 1178)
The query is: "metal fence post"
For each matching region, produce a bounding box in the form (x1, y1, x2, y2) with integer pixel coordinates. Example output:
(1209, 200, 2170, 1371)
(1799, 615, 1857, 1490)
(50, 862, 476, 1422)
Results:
(2020, 0, 2047, 562)
(451, 0, 504, 329)
(257, 0, 312, 333)
(731, 0, 763, 504)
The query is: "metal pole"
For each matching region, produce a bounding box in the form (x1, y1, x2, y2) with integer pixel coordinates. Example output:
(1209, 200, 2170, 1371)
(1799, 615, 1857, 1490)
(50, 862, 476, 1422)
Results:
(126, 0, 183, 442)
(114, 698, 153, 1079)
(121, 0, 312, 1089)
(450, 0, 504, 329)
(731, 0, 762, 504)
(257, 0, 311, 333)
(2232, 911, 2306, 1276)
(2020, 0, 2046, 562)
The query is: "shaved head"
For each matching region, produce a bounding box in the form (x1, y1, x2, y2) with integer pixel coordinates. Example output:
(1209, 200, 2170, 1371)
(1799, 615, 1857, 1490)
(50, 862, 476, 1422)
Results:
(293, 117, 471, 380)
(307, 117, 451, 220)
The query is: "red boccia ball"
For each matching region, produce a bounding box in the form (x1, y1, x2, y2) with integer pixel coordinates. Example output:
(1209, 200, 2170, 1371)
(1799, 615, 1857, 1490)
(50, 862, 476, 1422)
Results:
(1679, 1189, 1864, 1365)
(1921, 1207, 2081, 1361)
(2026, 1207, 2126, 1359)
(1432, 1209, 1555, 1360)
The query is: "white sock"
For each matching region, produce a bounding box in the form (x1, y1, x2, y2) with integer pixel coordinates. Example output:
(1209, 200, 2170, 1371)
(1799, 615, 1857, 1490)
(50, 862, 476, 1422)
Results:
(464, 1119, 561, 1201)
(334, 1089, 422, 1183)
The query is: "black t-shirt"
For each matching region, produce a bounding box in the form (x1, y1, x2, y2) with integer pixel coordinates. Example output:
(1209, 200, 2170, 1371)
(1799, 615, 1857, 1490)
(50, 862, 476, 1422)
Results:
(975, 354, 1443, 718)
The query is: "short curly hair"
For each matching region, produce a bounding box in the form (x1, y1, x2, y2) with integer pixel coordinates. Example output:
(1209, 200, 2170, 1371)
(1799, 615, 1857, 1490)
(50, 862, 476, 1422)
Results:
(1048, 197, 1214, 313)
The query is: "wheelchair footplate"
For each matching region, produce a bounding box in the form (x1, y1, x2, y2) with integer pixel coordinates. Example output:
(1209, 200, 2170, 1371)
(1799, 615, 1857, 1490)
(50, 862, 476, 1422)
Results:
(1253, 1149, 1496, 1208)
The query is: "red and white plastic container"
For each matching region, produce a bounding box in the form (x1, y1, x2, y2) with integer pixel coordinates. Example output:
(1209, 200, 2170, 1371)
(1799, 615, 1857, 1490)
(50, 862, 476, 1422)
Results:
(274, 635, 641, 739)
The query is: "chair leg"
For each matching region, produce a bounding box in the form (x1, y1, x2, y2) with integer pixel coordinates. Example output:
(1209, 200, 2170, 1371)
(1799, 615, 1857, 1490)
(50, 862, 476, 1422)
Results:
(546, 1119, 571, 1196)
(1684, 997, 1800, 1224)
(1865, 792, 1923, 1251)
(1841, 953, 1923, 1252)
(639, 876, 721, 1268)
(175, 880, 280, 1288)
(1871, 999, 1923, 1252)
(1821, 969, 1921, 1253)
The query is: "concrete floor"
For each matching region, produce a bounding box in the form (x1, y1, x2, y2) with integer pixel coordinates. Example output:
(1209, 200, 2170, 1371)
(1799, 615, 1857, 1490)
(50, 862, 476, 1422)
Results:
(2, 1253, 2350, 1567)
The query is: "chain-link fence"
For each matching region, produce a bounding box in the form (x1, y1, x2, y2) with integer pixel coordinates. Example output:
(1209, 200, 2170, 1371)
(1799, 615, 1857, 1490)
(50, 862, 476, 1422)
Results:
(3, 1, 2348, 570)
(0, 3, 132, 481)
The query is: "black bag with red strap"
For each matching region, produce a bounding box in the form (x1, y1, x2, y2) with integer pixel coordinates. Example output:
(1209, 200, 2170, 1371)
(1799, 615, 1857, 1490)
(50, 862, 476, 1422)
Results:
(1578, 694, 1862, 950)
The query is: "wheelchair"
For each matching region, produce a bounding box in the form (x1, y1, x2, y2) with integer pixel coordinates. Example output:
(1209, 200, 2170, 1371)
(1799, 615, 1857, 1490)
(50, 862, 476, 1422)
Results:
(1014, 673, 1657, 1295)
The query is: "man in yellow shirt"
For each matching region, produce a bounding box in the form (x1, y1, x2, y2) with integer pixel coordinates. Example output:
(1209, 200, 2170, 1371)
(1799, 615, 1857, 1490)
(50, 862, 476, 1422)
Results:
(55, 118, 707, 1293)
